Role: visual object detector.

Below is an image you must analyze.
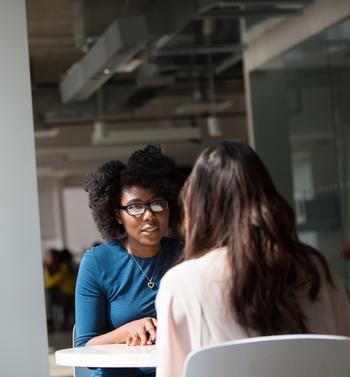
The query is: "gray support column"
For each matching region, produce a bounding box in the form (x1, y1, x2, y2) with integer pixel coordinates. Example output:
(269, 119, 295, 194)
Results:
(0, 1, 49, 376)
(246, 65, 294, 206)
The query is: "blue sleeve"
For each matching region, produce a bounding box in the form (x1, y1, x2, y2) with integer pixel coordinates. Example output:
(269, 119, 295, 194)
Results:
(75, 250, 107, 347)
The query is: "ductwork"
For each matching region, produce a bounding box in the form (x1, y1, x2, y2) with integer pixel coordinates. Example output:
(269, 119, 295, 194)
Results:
(60, 0, 199, 103)
(60, 0, 313, 104)
(60, 15, 149, 103)
(74, 0, 153, 47)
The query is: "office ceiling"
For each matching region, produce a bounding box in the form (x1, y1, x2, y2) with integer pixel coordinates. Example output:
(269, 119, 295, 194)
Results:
(26, 0, 312, 178)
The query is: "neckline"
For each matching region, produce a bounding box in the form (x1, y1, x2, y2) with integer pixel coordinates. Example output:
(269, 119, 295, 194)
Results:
(128, 250, 161, 261)
(111, 238, 164, 260)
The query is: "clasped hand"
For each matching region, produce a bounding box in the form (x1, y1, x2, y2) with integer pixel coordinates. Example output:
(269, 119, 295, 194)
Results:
(123, 317, 157, 346)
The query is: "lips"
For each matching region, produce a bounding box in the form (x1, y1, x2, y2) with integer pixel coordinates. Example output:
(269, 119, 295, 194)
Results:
(141, 226, 159, 233)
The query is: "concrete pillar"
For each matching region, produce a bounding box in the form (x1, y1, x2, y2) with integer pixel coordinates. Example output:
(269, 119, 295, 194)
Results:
(0, 1, 49, 376)
(247, 65, 294, 206)
(38, 177, 67, 250)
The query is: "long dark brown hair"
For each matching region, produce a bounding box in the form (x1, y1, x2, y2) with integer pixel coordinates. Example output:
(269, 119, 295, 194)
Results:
(182, 141, 331, 335)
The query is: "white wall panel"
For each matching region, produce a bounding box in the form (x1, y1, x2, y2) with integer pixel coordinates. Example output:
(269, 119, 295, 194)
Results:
(0, 1, 49, 376)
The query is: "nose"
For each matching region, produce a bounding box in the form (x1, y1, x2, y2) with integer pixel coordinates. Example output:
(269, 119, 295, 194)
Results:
(142, 207, 157, 222)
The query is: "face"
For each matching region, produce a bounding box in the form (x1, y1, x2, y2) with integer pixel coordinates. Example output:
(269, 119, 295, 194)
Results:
(117, 186, 169, 251)
(44, 249, 54, 265)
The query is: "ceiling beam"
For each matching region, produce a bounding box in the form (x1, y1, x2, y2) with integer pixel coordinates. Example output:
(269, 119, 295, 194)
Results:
(153, 44, 243, 57)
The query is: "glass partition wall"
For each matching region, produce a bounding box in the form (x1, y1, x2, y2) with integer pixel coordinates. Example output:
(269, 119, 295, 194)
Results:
(249, 17, 350, 290)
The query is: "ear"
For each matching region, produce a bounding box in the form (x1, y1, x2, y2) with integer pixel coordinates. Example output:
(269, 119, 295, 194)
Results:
(115, 209, 122, 224)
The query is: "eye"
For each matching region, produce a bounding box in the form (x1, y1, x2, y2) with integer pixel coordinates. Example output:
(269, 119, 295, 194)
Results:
(150, 200, 168, 211)
(128, 204, 145, 211)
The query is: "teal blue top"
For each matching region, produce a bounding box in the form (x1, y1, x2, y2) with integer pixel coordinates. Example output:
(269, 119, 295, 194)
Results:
(75, 237, 182, 377)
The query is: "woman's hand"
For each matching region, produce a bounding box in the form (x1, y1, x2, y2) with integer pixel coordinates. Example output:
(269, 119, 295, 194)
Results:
(122, 317, 158, 346)
(85, 317, 158, 346)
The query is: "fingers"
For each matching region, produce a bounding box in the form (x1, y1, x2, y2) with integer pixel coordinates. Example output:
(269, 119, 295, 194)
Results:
(139, 328, 148, 346)
(136, 318, 157, 345)
(126, 335, 141, 346)
(125, 331, 147, 346)
(146, 322, 157, 342)
(125, 317, 158, 346)
(133, 334, 141, 346)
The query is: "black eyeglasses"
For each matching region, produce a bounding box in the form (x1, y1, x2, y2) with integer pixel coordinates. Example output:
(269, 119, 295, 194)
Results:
(118, 200, 169, 217)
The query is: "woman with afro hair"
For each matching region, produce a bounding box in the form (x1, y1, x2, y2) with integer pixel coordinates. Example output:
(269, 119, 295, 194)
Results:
(75, 145, 184, 377)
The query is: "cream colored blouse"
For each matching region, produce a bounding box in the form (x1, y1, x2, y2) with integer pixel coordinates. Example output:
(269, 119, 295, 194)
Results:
(155, 247, 350, 377)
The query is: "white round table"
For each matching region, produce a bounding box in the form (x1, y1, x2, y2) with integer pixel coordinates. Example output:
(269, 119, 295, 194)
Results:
(55, 344, 157, 368)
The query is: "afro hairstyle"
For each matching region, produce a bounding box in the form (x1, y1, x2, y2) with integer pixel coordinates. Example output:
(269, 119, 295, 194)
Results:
(84, 145, 184, 241)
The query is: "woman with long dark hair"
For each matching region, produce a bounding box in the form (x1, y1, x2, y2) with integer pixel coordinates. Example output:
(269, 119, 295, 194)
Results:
(155, 141, 350, 377)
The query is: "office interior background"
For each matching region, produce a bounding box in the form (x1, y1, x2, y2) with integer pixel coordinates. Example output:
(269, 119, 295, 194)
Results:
(1, 0, 350, 376)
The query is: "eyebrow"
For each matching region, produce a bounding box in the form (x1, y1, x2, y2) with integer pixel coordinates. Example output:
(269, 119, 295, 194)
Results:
(125, 197, 165, 206)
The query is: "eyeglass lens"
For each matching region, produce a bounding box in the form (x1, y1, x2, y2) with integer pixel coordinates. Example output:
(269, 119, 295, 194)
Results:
(127, 200, 168, 216)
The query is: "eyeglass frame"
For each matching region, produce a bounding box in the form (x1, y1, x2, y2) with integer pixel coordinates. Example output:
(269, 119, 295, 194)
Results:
(117, 199, 169, 217)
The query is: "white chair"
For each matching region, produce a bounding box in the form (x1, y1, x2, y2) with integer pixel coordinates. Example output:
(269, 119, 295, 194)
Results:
(183, 334, 350, 377)
(72, 325, 93, 377)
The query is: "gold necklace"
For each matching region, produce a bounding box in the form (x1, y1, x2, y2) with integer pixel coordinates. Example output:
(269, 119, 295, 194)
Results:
(128, 250, 162, 289)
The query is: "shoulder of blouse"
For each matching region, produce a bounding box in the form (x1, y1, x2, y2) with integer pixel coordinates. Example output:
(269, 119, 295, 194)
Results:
(161, 247, 227, 287)
(83, 239, 126, 258)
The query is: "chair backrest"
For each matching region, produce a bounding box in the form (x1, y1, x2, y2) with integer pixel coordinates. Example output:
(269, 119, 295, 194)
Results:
(72, 324, 93, 377)
(183, 334, 350, 377)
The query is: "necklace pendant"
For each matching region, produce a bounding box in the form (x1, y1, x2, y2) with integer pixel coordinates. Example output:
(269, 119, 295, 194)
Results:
(147, 281, 155, 289)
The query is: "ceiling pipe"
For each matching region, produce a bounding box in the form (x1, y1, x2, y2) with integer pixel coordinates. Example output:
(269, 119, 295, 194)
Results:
(215, 53, 242, 74)
(206, 0, 310, 6)
(195, 9, 302, 18)
(91, 125, 202, 145)
(60, 0, 311, 104)
(153, 44, 243, 56)
(45, 111, 246, 127)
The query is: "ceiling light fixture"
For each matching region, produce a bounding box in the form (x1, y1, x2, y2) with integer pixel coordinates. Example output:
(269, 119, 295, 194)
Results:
(34, 128, 60, 139)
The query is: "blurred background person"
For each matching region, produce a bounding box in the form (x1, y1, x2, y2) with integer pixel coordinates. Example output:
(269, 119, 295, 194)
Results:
(44, 247, 76, 332)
